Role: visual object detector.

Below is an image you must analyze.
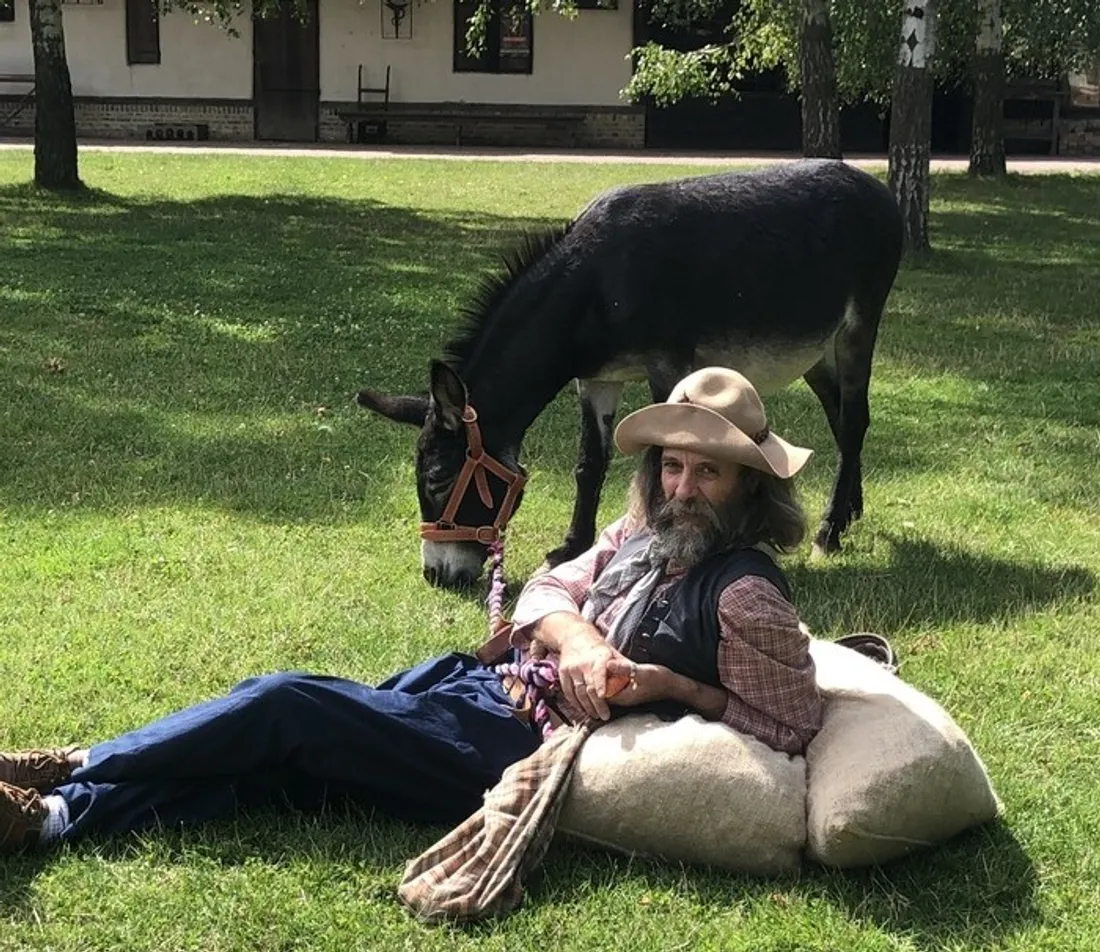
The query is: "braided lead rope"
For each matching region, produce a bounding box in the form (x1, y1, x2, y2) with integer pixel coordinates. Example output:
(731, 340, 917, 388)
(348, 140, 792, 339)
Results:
(487, 536, 564, 739)
(486, 537, 506, 637)
(492, 655, 562, 741)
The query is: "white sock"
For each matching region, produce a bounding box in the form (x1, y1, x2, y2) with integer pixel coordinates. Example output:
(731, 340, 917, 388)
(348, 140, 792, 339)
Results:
(40, 795, 70, 842)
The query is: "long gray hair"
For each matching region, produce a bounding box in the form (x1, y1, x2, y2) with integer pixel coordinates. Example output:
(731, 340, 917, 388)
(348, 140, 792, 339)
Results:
(627, 445, 808, 553)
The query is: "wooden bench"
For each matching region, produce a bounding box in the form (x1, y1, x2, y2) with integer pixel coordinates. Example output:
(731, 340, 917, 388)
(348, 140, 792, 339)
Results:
(336, 103, 587, 147)
(0, 73, 35, 131)
(1003, 78, 1067, 155)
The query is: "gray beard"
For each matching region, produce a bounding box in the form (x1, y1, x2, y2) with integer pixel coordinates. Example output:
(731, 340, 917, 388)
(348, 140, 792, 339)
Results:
(648, 496, 729, 570)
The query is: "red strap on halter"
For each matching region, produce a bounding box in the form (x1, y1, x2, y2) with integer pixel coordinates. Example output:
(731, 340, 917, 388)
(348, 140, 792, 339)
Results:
(419, 406, 527, 544)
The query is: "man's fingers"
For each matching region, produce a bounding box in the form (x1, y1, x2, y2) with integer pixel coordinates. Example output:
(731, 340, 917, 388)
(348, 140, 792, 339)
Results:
(585, 682, 611, 721)
(561, 675, 585, 716)
(591, 662, 608, 699)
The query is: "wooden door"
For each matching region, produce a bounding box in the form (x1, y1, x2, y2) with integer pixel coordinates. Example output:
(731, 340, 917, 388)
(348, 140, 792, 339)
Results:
(253, 1, 320, 141)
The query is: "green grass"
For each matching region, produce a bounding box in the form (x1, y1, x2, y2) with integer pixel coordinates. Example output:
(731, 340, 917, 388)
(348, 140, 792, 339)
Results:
(1, 151, 1098, 951)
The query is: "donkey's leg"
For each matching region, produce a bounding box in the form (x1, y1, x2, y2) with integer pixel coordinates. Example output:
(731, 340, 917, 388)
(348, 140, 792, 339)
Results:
(804, 355, 864, 524)
(543, 379, 624, 569)
(646, 354, 695, 404)
(810, 301, 881, 557)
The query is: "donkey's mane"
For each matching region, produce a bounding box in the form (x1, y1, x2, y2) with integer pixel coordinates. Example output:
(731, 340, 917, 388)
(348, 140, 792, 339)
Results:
(444, 223, 573, 370)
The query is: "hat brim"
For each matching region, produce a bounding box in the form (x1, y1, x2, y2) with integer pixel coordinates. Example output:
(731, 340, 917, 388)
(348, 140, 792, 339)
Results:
(614, 403, 812, 479)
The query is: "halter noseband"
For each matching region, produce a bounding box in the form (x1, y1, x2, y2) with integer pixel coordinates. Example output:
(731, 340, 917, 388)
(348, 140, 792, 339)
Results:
(419, 406, 527, 545)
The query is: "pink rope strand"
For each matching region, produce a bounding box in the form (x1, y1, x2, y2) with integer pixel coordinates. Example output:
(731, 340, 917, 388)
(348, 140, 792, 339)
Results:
(486, 537, 506, 637)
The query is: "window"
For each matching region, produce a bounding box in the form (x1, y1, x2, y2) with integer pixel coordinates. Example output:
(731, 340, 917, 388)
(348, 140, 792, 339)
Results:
(0, 0, 14, 23)
(454, 0, 533, 75)
(126, 0, 160, 65)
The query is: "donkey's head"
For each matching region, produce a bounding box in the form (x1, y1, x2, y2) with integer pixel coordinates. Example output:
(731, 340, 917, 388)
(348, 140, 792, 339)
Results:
(357, 360, 526, 589)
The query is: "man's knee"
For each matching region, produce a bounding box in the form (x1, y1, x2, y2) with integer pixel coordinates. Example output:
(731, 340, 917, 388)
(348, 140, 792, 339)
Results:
(230, 671, 314, 701)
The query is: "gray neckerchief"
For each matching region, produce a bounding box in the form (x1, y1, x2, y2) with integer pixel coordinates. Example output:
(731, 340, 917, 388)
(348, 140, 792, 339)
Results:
(581, 530, 666, 658)
(581, 530, 781, 659)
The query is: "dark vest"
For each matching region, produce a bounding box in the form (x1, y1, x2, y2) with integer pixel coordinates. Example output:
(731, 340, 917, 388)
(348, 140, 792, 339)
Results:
(614, 544, 792, 721)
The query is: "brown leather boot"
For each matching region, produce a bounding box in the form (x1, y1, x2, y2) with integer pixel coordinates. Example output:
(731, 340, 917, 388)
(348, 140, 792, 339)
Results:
(0, 746, 86, 792)
(0, 781, 48, 853)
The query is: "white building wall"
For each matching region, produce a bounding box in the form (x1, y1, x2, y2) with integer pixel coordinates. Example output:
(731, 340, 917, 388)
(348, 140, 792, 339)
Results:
(320, 0, 633, 105)
(0, 0, 251, 99)
(2, 0, 632, 106)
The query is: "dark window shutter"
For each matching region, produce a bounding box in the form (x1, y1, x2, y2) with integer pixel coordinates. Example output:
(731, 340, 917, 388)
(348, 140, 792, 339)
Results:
(453, 0, 532, 75)
(126, 0, 161, 65)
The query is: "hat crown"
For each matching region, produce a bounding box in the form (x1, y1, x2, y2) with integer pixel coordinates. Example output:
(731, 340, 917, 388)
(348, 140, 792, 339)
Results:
(669, 368, 767, 436)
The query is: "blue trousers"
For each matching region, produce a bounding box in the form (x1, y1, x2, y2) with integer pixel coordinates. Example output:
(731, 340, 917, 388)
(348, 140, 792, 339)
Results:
(54, 653, 540, 840)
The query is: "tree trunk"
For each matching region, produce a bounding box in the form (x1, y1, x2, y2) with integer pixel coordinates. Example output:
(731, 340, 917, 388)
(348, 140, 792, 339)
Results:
(888, 0, 936, 254)
(799, 0, 841, 158)
(30, 0, 81, 191)
(968, 0, 1005, 176)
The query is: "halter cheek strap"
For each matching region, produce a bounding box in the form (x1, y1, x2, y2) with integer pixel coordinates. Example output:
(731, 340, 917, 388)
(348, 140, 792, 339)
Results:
(419, 406, 527, 545)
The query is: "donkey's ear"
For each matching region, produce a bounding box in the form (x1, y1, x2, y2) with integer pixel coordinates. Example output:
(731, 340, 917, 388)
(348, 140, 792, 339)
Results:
(355, 389, 429, 427)
(429, 360, 468, 431)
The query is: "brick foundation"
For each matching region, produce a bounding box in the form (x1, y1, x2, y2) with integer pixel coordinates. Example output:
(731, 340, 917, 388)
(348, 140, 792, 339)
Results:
(320, 102, 645, 150)
(1059, 116, 1100, 155)
(0, 98, 254, 141)
(3, 96, 642, 150)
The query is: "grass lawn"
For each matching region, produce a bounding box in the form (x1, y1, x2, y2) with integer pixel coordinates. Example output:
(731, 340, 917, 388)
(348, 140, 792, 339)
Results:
(1, 150, 1098, 952)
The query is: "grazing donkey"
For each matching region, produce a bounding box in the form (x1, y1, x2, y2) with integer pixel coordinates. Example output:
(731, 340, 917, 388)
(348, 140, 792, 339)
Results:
(358, 159, 903, 589)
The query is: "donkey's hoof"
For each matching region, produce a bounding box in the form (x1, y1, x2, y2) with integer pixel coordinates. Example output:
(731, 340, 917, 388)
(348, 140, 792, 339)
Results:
(811, 530, 842, 560)
(543, 541, 586, 570)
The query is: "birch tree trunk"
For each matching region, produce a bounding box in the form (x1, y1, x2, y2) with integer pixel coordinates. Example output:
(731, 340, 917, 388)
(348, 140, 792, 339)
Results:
(968, 0, 1006, 176)
(888, 0, 936, 254)
(799, 0, 841, 158)
(30, 0, 81, 191)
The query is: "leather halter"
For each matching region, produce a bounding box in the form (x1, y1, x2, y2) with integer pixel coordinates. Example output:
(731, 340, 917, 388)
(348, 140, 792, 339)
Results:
(419, 406, 527, 545)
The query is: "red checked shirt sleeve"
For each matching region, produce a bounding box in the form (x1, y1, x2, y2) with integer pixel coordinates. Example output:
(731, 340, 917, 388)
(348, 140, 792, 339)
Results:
(510, 516, 633, 644)
(715, 575, 822, 755)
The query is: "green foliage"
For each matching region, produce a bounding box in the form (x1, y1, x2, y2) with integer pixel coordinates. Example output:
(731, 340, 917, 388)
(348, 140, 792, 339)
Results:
(831, 0, 901, 104)
(161, 0, 296, 35)
(627, 0, 1100, 108)
(1002, 0, 1100, 78)
(624, 42, 741, 105)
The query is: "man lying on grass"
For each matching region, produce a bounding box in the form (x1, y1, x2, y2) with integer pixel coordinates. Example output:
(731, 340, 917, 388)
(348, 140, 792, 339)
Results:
(1, 367, 822, 853)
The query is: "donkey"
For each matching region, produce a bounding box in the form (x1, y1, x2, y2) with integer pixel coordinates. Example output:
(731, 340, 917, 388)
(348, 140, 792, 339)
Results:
(358, 159, 903, 589)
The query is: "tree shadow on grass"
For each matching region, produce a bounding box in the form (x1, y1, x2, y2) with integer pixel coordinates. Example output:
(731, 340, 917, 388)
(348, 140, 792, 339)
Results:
(0, 185, 570, 523)
(790, 534, 1095, 637)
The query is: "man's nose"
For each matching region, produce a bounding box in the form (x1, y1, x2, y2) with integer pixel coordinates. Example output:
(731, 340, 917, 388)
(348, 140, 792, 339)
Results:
(674, 473, 699, 500)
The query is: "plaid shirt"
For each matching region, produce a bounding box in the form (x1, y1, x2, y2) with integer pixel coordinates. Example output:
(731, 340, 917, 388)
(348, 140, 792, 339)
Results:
(513, 516, 822, 755)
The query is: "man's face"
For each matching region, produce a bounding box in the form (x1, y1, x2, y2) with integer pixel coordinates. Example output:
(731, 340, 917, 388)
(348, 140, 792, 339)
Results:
(651, 449, 745, 567)
(659, 449, 742, 509)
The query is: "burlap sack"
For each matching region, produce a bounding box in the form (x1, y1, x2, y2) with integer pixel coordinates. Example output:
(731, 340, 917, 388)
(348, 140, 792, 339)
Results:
(557, 713, 806, 874)
(806, 639, 1002, 868)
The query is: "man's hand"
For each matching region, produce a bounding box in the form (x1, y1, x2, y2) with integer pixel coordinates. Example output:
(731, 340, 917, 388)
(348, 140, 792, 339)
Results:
(604, 659, 672, 708)
(558, 636, 625, 721)
(604, 658, 729, 720)
(531, 611, 630, 721)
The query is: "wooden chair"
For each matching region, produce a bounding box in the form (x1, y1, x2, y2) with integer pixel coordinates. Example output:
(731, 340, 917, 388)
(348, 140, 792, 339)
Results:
(358, 65, 391, 108)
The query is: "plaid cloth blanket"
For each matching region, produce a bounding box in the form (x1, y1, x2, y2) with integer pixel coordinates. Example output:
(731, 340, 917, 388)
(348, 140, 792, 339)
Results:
(398, 720, 593, 924)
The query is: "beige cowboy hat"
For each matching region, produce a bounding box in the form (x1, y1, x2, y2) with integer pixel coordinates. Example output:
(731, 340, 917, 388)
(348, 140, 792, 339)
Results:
(614, 367, 813, 478)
